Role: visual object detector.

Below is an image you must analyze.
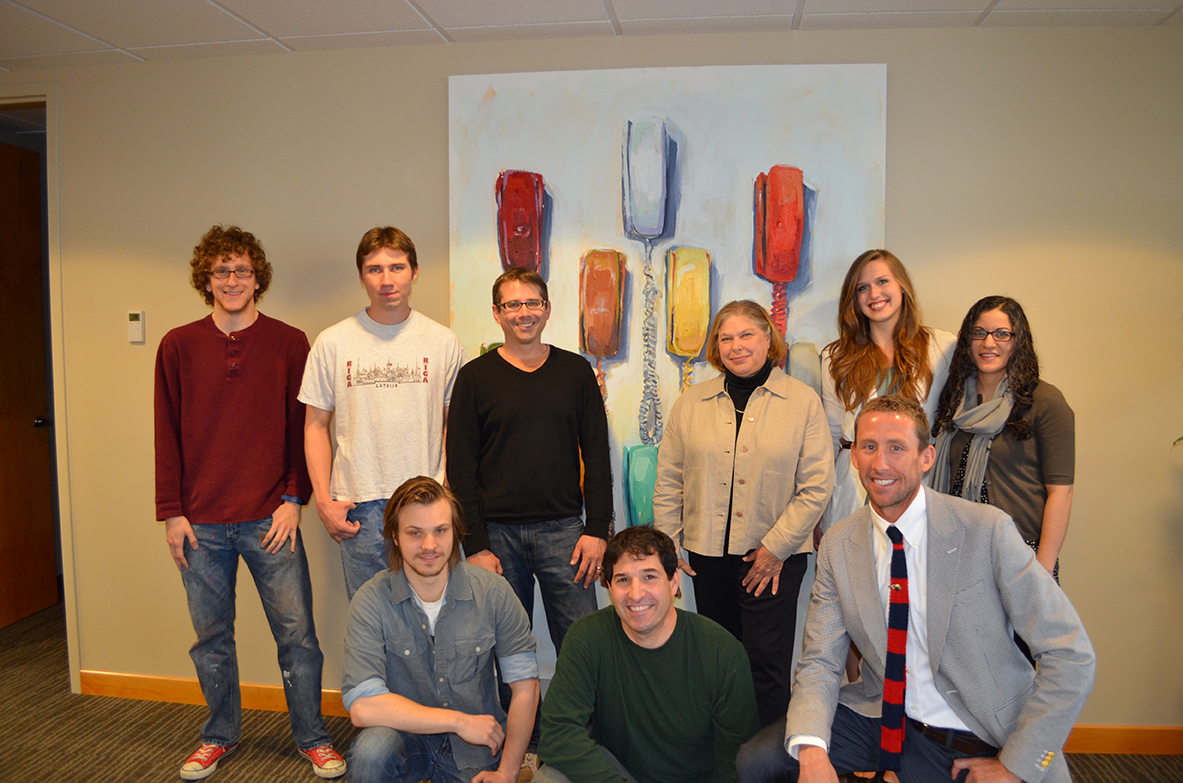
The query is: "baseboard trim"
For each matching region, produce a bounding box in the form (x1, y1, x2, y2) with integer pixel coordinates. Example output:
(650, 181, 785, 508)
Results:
(79, 672, 1182, 754)
(79, 670, 349, 718)
(1064, 725, 1183, 755)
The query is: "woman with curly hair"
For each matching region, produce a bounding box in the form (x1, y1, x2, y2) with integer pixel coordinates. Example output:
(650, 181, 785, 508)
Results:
(928, 296, 1074, 581)
(820, 250, 955, 529)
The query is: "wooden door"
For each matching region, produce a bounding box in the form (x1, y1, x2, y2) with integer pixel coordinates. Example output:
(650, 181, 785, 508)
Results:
(0, 141, 58, 628)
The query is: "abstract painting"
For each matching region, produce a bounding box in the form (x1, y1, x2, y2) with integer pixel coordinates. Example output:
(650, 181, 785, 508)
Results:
(449, 63, 886, 530)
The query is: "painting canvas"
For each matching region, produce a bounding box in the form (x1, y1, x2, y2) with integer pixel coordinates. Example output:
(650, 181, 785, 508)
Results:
(449, 63, 886, 533)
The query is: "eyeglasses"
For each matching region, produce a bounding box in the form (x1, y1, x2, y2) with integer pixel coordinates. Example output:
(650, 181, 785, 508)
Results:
(969, 327, 1014, 343)
(209, 267, 256, 280)
(497, 299, 547, 312)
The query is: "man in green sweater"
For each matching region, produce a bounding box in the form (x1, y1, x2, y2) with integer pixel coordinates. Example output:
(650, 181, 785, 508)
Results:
(538, 526, 760, 783)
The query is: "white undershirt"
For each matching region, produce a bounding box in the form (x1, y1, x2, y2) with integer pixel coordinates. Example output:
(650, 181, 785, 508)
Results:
(411, 587, 446, 637)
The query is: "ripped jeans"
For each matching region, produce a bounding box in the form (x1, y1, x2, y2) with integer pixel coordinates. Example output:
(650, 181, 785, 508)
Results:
(181, 518, 331, 750)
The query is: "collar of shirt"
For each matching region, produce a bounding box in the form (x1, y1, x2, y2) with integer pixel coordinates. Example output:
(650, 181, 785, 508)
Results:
(869, 489, 969, 732)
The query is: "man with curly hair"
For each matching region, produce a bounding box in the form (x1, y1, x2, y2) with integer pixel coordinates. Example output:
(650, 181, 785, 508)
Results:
(155, 225, 345, 780)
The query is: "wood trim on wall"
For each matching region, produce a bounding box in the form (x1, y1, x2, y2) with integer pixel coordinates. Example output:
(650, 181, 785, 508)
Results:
(79, 671, 1183, 754)
(1063, 725, 1183, 755)
(80, 670, 348, 718)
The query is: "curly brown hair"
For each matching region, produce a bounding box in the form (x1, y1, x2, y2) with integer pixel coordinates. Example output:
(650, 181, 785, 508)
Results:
(824, 249, 936, 412)
(189, 225, 271, 307)
(932, 296, 1039, 440)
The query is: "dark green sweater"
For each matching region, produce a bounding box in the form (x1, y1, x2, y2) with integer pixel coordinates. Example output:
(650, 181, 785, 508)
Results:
(540, 607, 759, 783)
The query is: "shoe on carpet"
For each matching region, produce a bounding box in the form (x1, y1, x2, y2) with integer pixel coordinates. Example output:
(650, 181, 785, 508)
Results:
(300, 744, 347, 779)
(180, 742, 238, 780)
(518, 751, 541, 782)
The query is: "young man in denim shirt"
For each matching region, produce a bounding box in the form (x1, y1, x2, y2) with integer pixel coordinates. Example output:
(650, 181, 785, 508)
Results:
(155, 225, 344, 780)
(343, 476, 540, 783)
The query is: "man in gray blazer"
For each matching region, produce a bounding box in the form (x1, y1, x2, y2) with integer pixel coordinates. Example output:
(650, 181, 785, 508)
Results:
(737, 395, 1094, 783)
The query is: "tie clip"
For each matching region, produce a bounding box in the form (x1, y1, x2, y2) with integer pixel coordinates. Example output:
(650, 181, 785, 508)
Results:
(891, 583, 902, 591)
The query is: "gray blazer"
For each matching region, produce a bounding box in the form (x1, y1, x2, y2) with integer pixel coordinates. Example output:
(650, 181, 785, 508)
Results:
(787, 487, 1095, 783)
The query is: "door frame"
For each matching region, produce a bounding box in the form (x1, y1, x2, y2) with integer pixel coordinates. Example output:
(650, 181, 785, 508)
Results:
(0, 82, 80, 692)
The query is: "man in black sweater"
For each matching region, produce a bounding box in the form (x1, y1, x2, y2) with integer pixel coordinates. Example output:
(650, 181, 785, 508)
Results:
(446, 266, 613, 774)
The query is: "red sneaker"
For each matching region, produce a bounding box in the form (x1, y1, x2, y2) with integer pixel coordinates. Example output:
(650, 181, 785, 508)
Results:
(300, 745, 346, 779)
(180, 742, 238, 780)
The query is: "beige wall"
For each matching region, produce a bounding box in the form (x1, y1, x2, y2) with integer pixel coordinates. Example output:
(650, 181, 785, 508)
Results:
(2, 25, 1180, 727)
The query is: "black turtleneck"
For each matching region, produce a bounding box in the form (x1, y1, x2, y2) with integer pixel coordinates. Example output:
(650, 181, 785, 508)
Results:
(724, 359, 773, 431)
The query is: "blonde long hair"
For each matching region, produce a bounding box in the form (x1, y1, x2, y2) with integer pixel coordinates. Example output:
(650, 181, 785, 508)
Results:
(824, 250, 935, 412)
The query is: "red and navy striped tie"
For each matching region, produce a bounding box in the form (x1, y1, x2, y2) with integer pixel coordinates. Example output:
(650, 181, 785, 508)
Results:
(880, 524, 909, 771)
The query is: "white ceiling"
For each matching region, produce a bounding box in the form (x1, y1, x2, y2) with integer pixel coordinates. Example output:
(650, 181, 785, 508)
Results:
(1, 0, 1179, 74)
(1, 0, 1180, 135)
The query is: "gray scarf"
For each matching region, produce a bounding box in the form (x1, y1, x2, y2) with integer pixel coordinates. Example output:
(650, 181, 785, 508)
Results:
(927, 374, 1013, 499)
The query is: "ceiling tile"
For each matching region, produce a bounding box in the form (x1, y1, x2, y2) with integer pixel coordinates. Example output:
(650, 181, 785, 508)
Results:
(994, 0, 1175, 8)
(281, 29, 445, 50)
(18, 0, 266, 48)
(805, 0, 987, 10)
(417, 0, 607, 28)
(800, 10, 980, 27)
(443, 20, 615, 43)
(620, 15, 795, 34)
(0, 3, 108, 58)
(217, 0, 432, 38)
(981, 8, 1171, 24)
(0, 49, 138, 71)
(127, 39, 288, 60)
(613, 0, 796, 20)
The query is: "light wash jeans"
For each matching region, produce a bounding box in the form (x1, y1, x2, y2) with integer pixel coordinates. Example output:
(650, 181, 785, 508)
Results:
(348, 727, 496, 783)
(181, 518, 331, 750)
(340, 498, 391, 600)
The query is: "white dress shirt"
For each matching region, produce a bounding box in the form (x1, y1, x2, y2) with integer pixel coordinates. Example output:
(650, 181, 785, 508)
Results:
(789, 489, 968, 757)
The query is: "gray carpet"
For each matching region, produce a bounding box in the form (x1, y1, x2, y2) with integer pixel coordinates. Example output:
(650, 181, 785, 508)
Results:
(1, 604, 359, 782)
(2, 605, 1180, 782)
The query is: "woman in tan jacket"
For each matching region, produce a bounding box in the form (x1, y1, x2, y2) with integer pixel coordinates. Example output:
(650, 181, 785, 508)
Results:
(654, 300, 833, 726)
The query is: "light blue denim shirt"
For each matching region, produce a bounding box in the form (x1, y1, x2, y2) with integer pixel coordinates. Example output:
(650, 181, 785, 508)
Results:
(342, 563, 538, 770)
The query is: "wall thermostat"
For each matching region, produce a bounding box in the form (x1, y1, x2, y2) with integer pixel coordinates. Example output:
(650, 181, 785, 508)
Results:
(128, 311, 145, 344)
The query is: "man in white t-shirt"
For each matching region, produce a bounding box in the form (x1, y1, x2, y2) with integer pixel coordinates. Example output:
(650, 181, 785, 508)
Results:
(300, 226, 464, 599)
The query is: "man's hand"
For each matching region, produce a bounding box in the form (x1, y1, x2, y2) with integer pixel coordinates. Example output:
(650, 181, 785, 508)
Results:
(261, 501, 302, 554)
(797, 745, 839, 783)
(813, 521, 825, 550)
(315, 497, 359, 542)
(676, 557, 697, 577)
(950, 757, 1020, 782)
(165, 516, 198, 570)
(571, 535, 607, 588)
(741, 545, 783, 597)
(454, 712, 505, 755)
(470, 771, 514, 783)
(467, 549, 503, 575)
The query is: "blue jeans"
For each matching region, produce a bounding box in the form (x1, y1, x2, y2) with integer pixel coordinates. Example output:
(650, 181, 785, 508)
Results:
(348, 727, 496, 783)
(181, 518, 331, 750)
(736, 705, 997, 783)
(487, 516, 599, 653)
(488, 517, 599, 753)
(341, 498, 391, 600)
